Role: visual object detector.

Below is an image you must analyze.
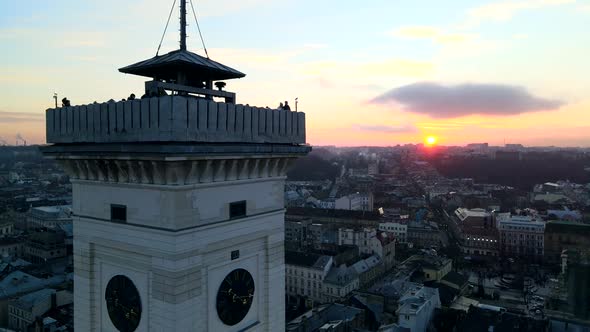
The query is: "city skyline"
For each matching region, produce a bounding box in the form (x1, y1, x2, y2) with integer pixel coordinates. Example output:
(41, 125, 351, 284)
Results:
(1, 0, 589, 146)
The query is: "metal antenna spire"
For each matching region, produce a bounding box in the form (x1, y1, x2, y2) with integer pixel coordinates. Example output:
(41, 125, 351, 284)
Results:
(180, 0, 187, 50)
(189, 0, 209, 58)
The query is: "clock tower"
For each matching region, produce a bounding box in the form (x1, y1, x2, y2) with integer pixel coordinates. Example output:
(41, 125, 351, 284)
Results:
(41, 2, 309, 331)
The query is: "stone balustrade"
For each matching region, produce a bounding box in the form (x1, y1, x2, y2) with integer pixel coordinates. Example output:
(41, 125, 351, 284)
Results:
(46, 95, 306, 144)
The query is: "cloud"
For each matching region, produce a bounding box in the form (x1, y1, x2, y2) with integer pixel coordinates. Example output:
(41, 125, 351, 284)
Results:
(0, 111, 44, 123)
(393, 26, 439, 39)
(389, 25, 503, 61)
(360, 59, 435, 77)
(467, 0, 576, 24)
(371, 82, 565, 118)
(302, 43, 328, 50)
(191, 0, 276, 17)
(301, 59, 434, 80)
(391, 26, 476, 45)
(352, 124, 417, 133)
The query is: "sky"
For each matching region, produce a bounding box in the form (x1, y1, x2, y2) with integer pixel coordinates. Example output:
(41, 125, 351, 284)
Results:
(0, 0, 589, 147)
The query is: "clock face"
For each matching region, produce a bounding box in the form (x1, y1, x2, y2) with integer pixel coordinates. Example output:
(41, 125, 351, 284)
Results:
(105, 275, 142, 332)
(216, 268, 255, 326)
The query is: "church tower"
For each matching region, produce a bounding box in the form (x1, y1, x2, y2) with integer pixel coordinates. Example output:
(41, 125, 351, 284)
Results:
(41, 2, 309, 330)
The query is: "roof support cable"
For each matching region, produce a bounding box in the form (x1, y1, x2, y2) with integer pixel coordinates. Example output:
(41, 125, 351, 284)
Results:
(156, 0, 178, 56)
(189, 0, 209, 58)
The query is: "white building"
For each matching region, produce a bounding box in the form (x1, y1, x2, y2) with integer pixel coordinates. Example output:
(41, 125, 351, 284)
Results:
(323, 265, 359, 302)
(318, 199, 336, 209)
(8, 289, 73, 331)
(351, 254, 382, 287)
(335, 193, 373, 211)
(379, 222, 407, 243)
(368, 160, 379, 175)
(338, 228, 396, 270)
(396, 284, 441, 332)
(8, 171, 21, 183)
(454, 208, 492, 224)
(27, 205, 72, 229)
(338, 228, 377, 255)
(41, 5, 310, 331)
(0, 221, 14, 237)
(0, 237, 25, 258)
(497, 214, 545, 259)
(285, 252, 333, 303)
(8, 289, 56, 331)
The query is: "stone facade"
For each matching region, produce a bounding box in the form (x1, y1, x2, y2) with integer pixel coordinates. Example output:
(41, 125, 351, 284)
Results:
(379, 222, 407, 243)
(27, 205, 72, 229)
(407, 224, 443, 249)
(335, 193, 373, 212)
(64, 157, 294, 331)
(0, 238, 24, 258)
(453, 208, 499, 256)
(46, 96, 305, 145)
(396, 285, 441, 332)
(285, 252, 332, 303)
(497, 214, 544, 260)
(323, 266, 359, 302)
(25, 230, 66, 264)
(0, 222, 14, 236)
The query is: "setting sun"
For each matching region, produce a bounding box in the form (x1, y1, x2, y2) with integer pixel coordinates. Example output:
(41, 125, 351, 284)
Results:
(425, 136, 437, 146)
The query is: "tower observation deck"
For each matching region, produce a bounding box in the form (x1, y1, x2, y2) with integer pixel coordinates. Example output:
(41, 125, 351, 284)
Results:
(42, 0, 309, 180)
(44, 0, 307, 150)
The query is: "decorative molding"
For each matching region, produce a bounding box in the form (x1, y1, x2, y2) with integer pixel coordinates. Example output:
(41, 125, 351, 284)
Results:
(59, 157, 297, 185)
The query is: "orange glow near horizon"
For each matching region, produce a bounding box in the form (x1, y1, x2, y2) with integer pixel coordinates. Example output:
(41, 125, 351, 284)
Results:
(425, 136, 437, 146)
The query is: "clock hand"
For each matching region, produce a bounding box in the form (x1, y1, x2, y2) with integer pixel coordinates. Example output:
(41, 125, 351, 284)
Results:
(234, 293, 254, 300)
(227, 288, 240, 302)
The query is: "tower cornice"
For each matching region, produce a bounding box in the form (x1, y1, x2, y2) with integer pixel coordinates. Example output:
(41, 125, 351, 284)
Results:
(52, 156, 298, 185)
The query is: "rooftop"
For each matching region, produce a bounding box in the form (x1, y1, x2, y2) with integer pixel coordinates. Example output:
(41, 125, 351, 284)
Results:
(545, 220, 590, 235)
(457, 306, 548, 331)
(351, 254, 382, 274)
(324, 265, 358, 286)
(10, 288, 56, 310)
(0, 271, 66, 299)
(397, 285, 440, 315)
(119, 0, 244, 87)
(286, 207, 381, 221)
(455, 208, 491, 221)
(533, 193, 570, 204)
(30, 205, 72, 219)
(498, 214, 545, 226)
(547, 208, 582, 220)
(406, 254, 452, 271)
(286, 303, 363, 332)
(119, 49, 245, 82)
(441, 271, 468, 288)
(376, 231, 396, 246)
(285, 251, 332, 269)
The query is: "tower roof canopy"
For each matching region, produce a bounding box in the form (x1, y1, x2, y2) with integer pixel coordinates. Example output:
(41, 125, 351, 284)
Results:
(119, 49, 245, 82)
